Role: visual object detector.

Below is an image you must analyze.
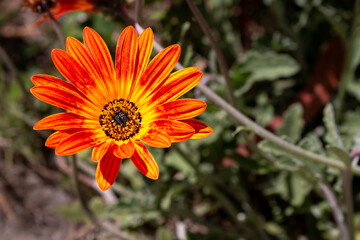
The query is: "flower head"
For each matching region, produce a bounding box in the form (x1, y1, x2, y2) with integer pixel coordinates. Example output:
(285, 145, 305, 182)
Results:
(31, 26, 212, 190)
(23, 0, 96, 23)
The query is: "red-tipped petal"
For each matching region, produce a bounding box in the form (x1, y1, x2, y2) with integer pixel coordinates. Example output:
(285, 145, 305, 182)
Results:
(96, 146, 121, 191)
(115, 26, 138, 98)
(180, 119, 213, 139)
(30, 86, 98, 119)
(45, 131, 71, 149)
(149, 120, 195, 142)
(151, 99, 207, 121)
(147, 67, 202, 106)
(114, 140, 135, 158)
(65, 37, 101, 81)
(133, 28, 153, 81)
(92, 141, 112, 162)
(141, 129, 171, 148)
(83, 27, 115, 97)
(131, 142, 159, 180)
(66, 37, 108, 99)
(32, 74, 77, 90)
(52, 50, 93, 90)
(133, 44, 180, 102)
(34, 112, 99, 130)
(55, 129, 104, 155)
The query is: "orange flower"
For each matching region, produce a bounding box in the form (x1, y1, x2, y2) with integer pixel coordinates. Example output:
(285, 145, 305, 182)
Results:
(23, 0, 96, 23)
(31, 27, 212, 191)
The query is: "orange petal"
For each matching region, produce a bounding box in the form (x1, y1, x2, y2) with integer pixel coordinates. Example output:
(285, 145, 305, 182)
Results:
(32, 74, 78, 91)
(92, 141, 111, 162)
(151, 99, 207, 121)
(133, 28, 153, 82)
(52, 49, 104, 106)
(180, 119, 213, 139)
(114, 140, 135, 158)
(96, 146, 121, 191)
(55, 129, 105, 155)
(133, 44, 180, 102)
(149, 120, 195, 142)
(141, 129, 171, 148)
(34, 112, 99, 130)
(147, 67, 202, 106)
(31, 74, 91, 102)
(66, 37, 108, 100)
(83, 27, 115, 98)
(115, 26, 138, 99)
(30, 86, 98, 119)
(131, 142, 159, 180)
(65, 37, 101, 81)
(45, 131, 71, 149)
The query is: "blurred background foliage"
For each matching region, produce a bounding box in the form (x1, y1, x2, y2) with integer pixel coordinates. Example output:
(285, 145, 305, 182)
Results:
(1, 0, 360, 239)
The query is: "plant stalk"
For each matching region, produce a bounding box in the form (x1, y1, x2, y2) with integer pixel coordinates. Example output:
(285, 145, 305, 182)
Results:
(185, 0, 236, 107)
(336, 0, 360, 119)
(70, 155, 136, 240)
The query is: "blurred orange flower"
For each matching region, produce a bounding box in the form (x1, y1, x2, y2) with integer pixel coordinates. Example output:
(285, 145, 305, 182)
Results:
(23, 0, 96, 23)
(30, 26, 212, 190)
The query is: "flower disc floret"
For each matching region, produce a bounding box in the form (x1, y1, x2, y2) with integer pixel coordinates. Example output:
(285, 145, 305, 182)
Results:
(99, 99, 142, 141)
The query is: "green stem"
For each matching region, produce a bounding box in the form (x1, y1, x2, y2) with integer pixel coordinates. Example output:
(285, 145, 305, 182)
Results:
(319, 182, 350, 240)
(343, 166, 354, 240)
(70, 155, 97, 223)
(134, 0, 142, 23)
(269, 0, 307, 76)
(336, 0, 360, 119)
(185, 0, 236, 107)
(43, 3, 66, 48)
(70, 155, 137, 240)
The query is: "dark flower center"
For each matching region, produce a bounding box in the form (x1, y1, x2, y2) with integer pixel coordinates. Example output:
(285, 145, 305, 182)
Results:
(99, 99, 142, 141)
(114, 111, 129, 128)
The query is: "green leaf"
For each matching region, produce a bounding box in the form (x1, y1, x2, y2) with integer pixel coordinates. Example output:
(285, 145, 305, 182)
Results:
(160, 188, 174, 210)
(327, 145, 350, 165)
(267, 172, 312, 207)
(317, 5, 347, 39)
(323, 104, 343, 148)
(264, 222, 285, 237)
(231, 126, 254, 137)
(258, 139, 325, 173)
(252, 93, 275, 127)
(55, 201, 89, 222)
(165, 150, 197, 183)
(347, 80, 360, 102)
(231, 50, 300, 95)
(340, 109, 360, 150)
(55, 198, 105, 223)
(350, 28, 360, 70)
(258, 140, 300, 170)
(277, 103, 303, 142)
(156, 227, 173, 240)
(298, 133, 324, 154)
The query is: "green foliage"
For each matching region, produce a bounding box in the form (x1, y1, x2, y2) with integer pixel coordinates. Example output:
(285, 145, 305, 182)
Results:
(277, 103, 303, 142)
(231, 50, 300, 95)
(323, 104, 343, 148)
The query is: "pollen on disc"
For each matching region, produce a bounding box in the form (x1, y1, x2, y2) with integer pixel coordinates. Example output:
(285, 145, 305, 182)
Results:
(99, 99, 142, 141)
